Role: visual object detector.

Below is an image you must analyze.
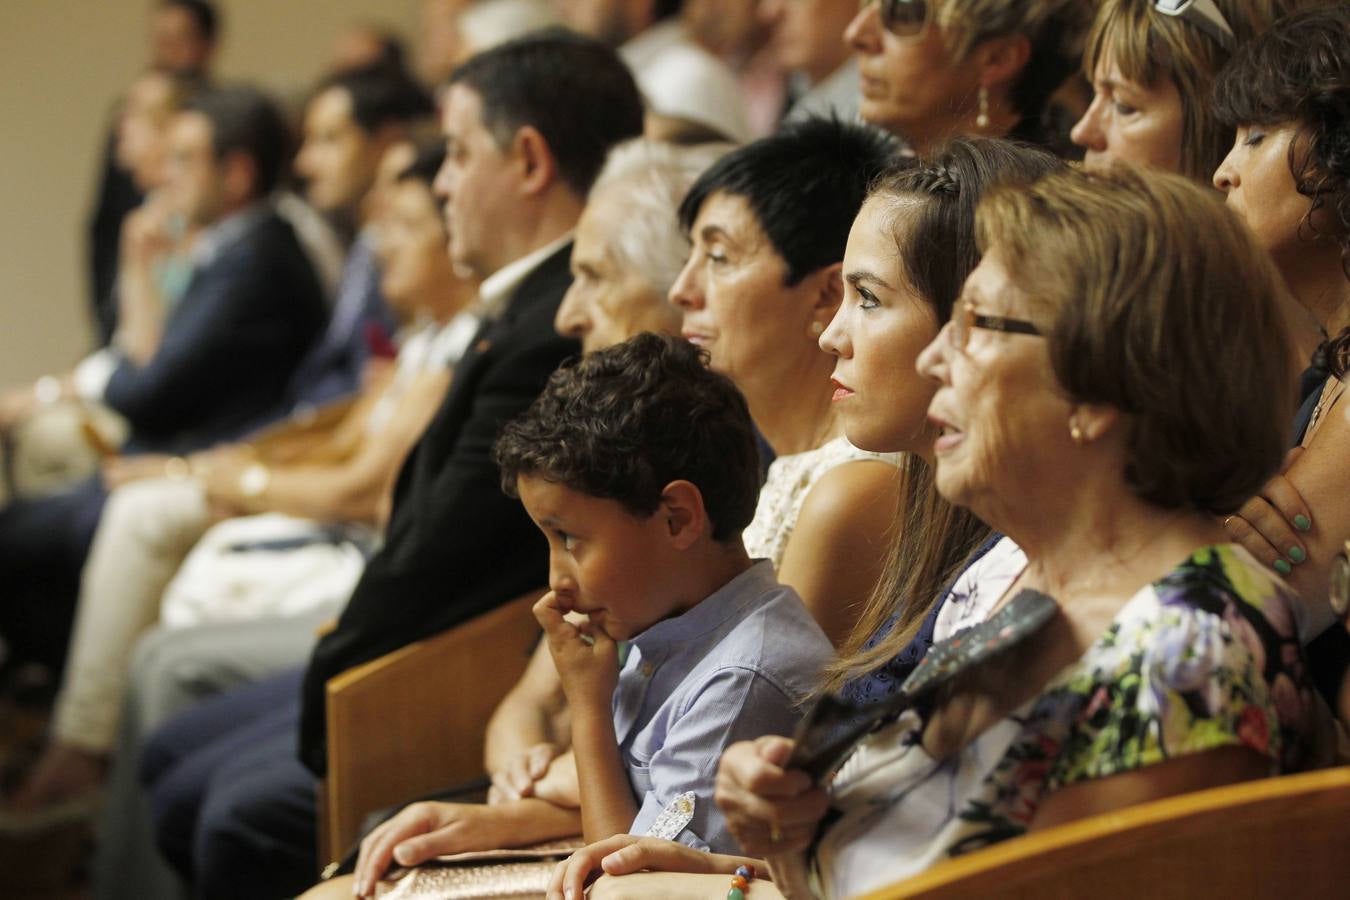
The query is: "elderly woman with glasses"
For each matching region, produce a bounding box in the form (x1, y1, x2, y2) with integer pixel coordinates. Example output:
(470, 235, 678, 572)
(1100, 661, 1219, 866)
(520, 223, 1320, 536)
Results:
(1070, 0, 1299, 181)
(549, 166, 1332, 900)
(845, 0, 1093, 155)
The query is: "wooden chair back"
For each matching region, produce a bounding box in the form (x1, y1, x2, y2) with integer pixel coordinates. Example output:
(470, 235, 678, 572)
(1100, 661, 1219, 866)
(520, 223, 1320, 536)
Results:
(860, 766, 1350, 899)
(319, 589, 545, 864)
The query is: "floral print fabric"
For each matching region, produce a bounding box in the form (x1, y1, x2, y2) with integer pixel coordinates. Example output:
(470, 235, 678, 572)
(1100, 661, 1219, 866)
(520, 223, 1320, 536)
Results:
(811, 542, 1328, 900)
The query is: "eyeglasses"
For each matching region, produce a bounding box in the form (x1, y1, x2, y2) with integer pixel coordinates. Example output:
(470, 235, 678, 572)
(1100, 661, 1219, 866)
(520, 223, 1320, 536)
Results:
(947, 298, 1042, 353)
(1153, 0, 1236, 53)
(860, 0, 933, 41)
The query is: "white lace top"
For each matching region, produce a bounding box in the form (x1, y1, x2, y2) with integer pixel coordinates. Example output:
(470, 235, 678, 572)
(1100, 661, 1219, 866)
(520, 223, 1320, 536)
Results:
(742, 437, 902, 566)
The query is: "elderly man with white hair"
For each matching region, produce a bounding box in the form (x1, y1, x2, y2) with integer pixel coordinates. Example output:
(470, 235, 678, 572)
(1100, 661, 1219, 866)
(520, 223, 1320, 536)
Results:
(554, 139, 729, 353)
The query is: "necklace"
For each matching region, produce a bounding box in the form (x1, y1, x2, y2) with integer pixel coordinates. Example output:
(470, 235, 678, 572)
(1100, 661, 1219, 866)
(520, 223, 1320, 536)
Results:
(1305, 376, 1342, 441)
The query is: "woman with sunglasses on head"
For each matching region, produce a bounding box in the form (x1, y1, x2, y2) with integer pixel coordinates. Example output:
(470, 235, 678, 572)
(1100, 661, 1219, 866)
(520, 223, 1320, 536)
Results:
(1212, 5, 1350, 721)
(845, 0, 1093, 155)
(551, 164, 1333, 900)
(1070, 0, 1300, 181)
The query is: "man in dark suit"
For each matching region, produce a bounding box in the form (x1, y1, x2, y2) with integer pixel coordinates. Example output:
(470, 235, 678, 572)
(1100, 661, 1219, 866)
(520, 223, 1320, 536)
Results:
(131, 32, 645, 900)
(0, 86, 327, 674)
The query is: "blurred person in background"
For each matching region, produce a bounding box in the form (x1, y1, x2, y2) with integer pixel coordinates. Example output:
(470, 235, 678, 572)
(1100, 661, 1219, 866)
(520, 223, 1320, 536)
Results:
(553, 0, 753, 142)
(90, 1, 220, 345)
(0, 86, 327, 711)
(416, 0, 475, 87)
(327, 22, 409, 76)
(845, 0, 1091, 154)
(1, 69, 200, 499)
(761, 0, 861, 122)
(684, 0, 786, 136)
(417, 0, 563, 97)
(459, 0, 563, 58)
(2, 70, 442, 828)
(149, 0, 218, 78)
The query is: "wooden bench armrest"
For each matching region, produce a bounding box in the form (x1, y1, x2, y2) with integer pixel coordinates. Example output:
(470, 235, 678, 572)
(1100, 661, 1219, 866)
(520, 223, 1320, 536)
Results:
(860, 766, 1350, 899)
(320, 589, 545, 865)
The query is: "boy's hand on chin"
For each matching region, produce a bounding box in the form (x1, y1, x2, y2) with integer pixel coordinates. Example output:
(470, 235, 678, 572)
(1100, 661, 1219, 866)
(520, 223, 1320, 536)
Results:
(534, 591, 620, 706)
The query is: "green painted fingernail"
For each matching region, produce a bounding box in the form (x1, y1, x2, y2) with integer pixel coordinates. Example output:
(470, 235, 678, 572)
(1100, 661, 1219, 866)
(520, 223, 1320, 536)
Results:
(1294, 515, 1312, 531)
(1289, 546, 1306, 563)
(1274, 559, 1292, 575)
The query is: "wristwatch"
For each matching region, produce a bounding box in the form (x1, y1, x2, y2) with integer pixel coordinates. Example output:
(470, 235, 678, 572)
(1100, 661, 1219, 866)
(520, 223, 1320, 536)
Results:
(1331, 540, 1350, 618)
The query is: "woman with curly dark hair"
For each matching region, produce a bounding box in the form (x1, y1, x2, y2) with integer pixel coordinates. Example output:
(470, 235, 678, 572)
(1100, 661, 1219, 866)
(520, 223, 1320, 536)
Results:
(1212, 5, 1350, 717)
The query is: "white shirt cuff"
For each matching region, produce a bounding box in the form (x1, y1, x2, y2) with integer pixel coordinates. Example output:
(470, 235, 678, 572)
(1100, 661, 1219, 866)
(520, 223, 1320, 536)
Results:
(73, 348, 120, 402)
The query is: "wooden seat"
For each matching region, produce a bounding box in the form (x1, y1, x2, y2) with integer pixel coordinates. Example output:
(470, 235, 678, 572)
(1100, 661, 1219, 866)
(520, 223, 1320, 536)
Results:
(319, 589, 545, 865)
(859, 766, 1350, 899)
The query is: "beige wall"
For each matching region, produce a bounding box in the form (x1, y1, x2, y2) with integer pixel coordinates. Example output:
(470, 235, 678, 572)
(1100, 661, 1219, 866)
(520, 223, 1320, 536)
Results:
(0, 0, 421, 386)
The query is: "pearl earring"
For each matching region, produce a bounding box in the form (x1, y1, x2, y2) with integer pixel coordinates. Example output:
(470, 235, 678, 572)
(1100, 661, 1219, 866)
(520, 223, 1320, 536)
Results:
(1070, 420, 1084, 444)
(810, 322, 824, 336)
(975, 86, 990, 130)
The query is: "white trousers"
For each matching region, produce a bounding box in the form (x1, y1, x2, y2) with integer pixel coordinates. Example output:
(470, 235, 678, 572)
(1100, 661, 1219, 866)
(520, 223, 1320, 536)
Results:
(52, 477, 210, 752)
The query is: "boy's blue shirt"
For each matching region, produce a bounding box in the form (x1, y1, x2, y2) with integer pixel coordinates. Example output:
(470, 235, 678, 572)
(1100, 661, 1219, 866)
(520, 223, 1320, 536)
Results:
(613, 559, 833, 852)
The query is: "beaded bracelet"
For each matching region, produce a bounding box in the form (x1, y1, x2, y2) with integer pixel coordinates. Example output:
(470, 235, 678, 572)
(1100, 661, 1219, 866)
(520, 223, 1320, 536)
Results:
(727, 863, 756, 899)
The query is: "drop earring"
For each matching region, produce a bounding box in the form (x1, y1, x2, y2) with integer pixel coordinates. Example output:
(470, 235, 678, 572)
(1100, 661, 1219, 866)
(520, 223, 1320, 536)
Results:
(975, 86, 990, 130)
(1069, 420, 1084, 445)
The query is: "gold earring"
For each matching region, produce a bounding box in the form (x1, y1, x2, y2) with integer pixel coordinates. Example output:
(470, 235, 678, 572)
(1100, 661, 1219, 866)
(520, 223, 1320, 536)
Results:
(1070, 420, 1084, 444)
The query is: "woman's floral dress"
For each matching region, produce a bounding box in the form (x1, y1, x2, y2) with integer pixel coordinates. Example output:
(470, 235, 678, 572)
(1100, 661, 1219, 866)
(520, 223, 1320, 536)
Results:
(810, 540, 1329, 899)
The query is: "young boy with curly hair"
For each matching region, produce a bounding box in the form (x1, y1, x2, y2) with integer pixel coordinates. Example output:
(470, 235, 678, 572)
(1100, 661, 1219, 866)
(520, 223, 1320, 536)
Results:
(502, 332, 832, 851)
(345, 334, 831, 896)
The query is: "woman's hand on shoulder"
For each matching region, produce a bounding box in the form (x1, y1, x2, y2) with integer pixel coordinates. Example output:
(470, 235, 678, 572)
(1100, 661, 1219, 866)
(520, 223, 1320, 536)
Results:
(1222, 448, 1312, 578)
(1224, 420, 1350, 616)
(715, 736, 829, 857)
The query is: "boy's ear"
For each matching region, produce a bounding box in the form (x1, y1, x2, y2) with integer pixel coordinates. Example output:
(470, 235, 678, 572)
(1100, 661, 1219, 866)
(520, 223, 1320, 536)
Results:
(658, 480, 708, 550)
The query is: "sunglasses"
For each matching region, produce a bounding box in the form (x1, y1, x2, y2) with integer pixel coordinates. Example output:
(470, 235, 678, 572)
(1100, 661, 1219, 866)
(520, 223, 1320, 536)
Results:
(1153, 0, 1236, 53)
(861, 0, 933, 41)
